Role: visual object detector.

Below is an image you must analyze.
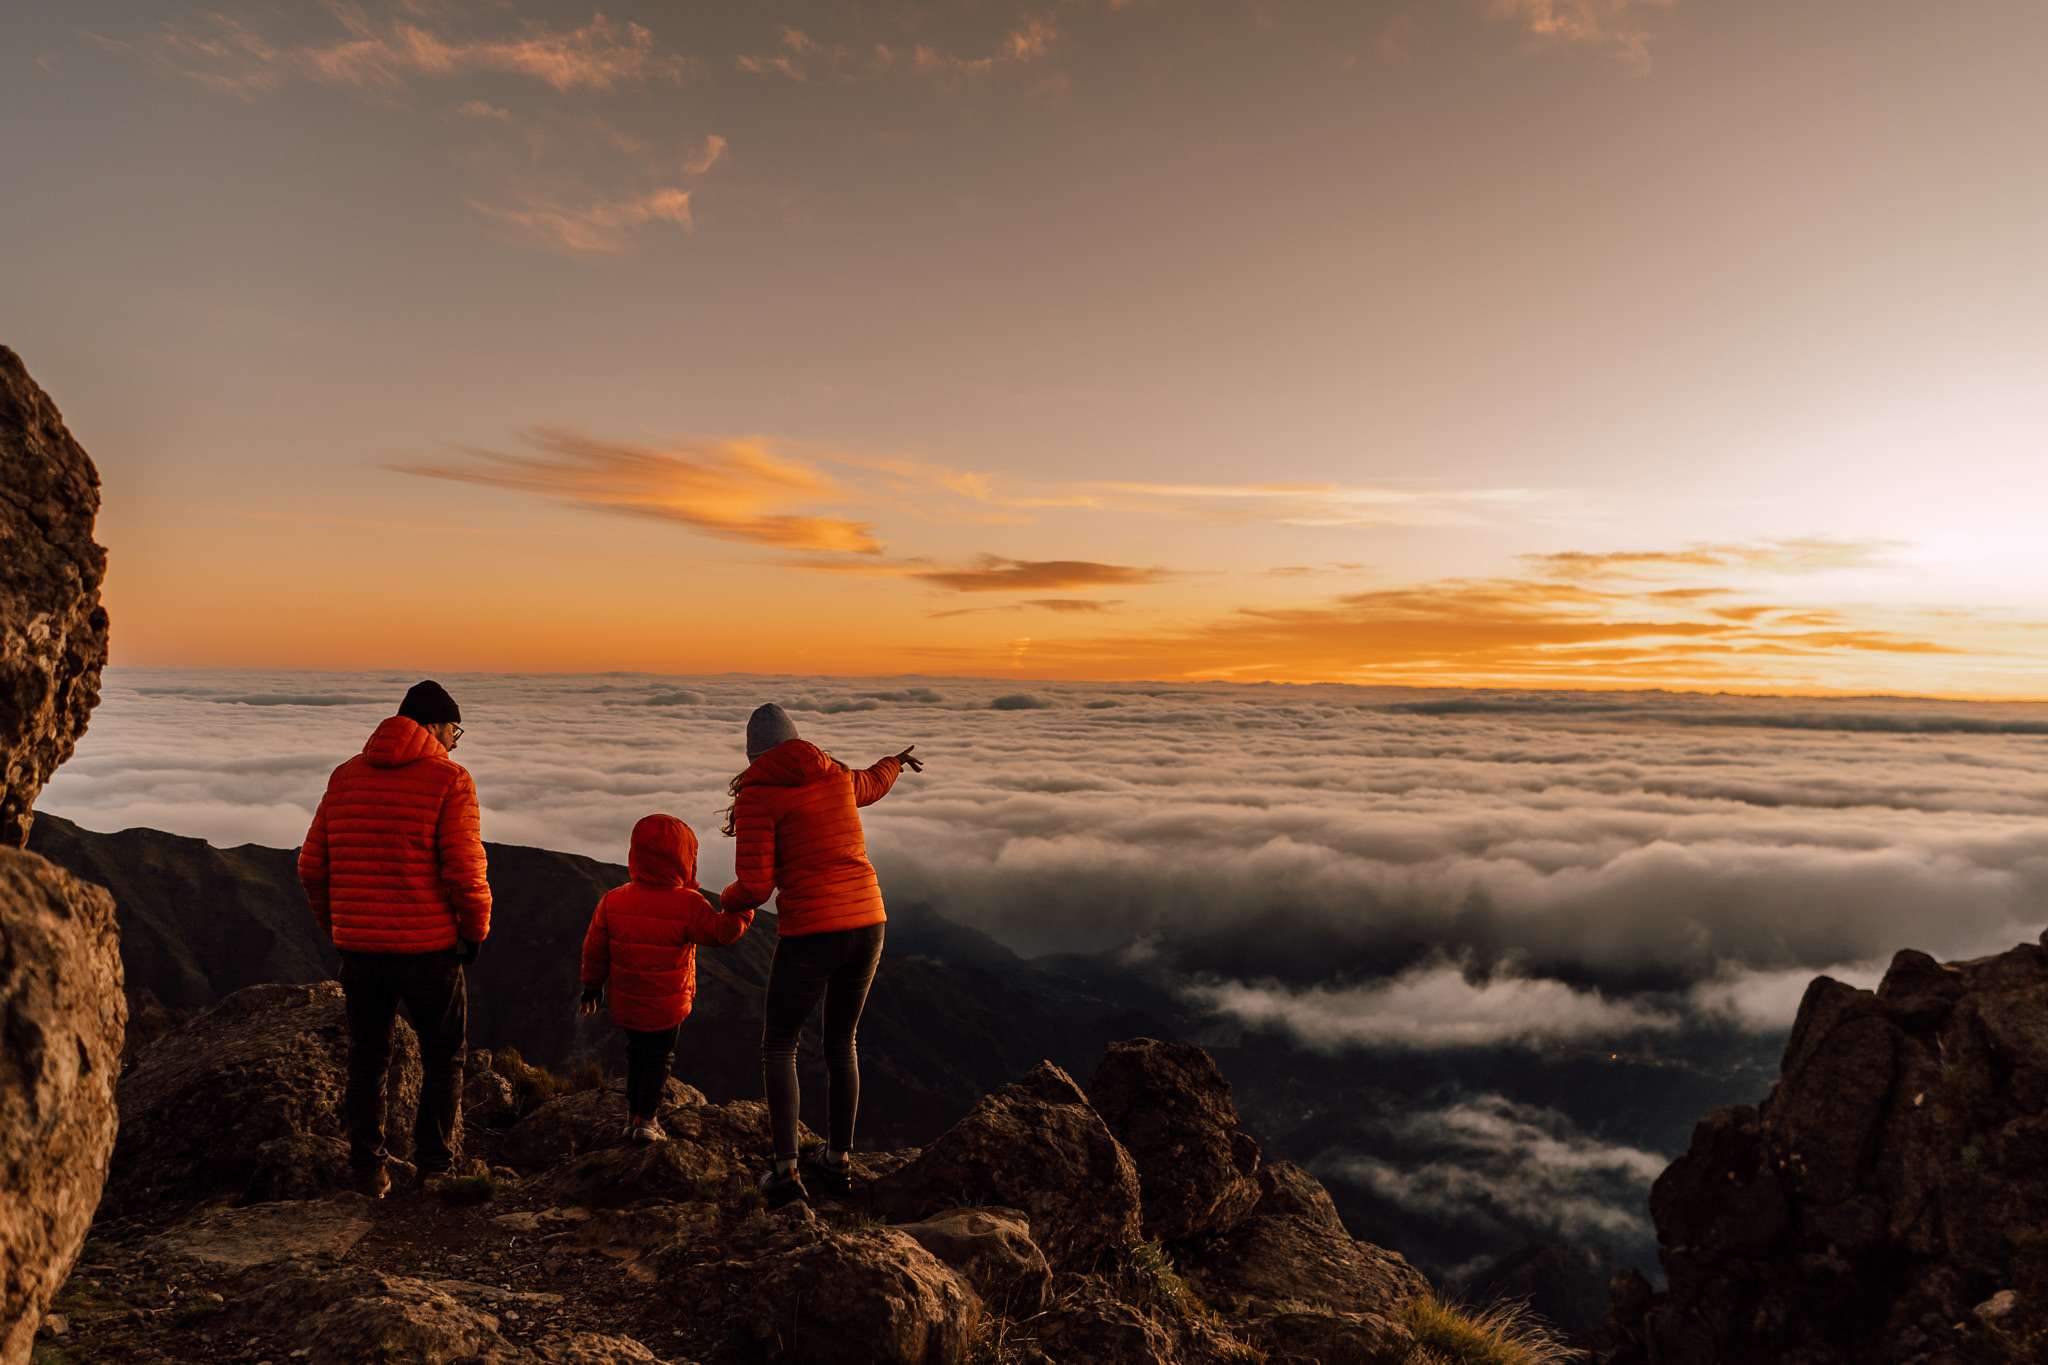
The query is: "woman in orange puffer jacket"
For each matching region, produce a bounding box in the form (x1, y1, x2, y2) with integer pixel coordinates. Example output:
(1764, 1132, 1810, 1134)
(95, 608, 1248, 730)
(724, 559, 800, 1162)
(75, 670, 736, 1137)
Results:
(579, 814, 753, 1143)
(720, 703, 921, 1205)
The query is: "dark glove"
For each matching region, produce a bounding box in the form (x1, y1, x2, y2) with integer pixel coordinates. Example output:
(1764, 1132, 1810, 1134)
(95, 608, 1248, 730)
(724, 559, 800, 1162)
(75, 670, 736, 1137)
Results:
(578, 987, 601, 1017)
(456, 938, 481, 966)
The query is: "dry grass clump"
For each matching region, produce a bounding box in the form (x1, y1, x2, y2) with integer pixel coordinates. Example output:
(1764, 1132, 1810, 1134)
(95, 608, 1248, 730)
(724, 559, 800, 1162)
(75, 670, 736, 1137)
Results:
(489, 1046, 605, 1112)
(1402, 1293, 1580, 1365)
(1111, 1239, 1208, 1319)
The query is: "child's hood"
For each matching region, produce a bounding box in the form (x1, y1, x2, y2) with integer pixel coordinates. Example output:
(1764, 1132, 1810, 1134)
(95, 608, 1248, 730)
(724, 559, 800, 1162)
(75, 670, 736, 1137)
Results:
(628, 814, 698, 888)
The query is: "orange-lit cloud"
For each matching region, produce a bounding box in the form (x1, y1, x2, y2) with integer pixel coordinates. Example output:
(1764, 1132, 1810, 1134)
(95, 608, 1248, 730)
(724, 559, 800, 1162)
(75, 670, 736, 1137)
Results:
(736, 14, 1062, 86)
(396, 426, 882, 553)
(1524, 538, 1896, 579)
(1488, 0, 1679, 70)
(470, 188, 694, 253)
(1092, 480, 1541, 527)
(912, 557, 1168, 592)
(114, 6, 684, 101)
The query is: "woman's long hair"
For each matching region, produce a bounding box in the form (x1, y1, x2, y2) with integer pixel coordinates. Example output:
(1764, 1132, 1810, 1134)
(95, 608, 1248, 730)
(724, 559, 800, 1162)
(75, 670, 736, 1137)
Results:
(720, 746, 850, 838)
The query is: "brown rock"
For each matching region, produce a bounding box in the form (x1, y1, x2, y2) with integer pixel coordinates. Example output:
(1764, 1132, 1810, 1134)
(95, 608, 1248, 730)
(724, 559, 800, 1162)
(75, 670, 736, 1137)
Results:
(1029, 1275, 1180, 1365)
(497, 1080, 739, 1172)
(1086, 1037, 1261, 1243)
(232, 1267, 525, 1365)
(532, 1334, 665, 1364)
(0, 848, 124, 1365)
(674, 1205, 979, 1364)
(1182, 1203, 1429, 1319)
(0, 346, 109, 850)
(149, 1199, 375, 1270)
(1246, 1160, 1347, 1233)
(463, 1050, 522, 1129)
(892, 1207, 1052, 1315)
(106, 981, 421, 1214)
(872, 1061, 1142, 1273)
(243, 1133, 354, 1204)
(526, 1137, 729, 1208)
(1252, 1309, 1415, 1364)
(1599, 940, 2048, 1365)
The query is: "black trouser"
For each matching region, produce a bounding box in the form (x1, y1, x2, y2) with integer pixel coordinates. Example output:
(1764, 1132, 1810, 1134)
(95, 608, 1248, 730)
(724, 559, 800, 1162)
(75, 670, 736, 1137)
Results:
(623, 1024, 679, 1121)
(339, 949, 467, 1174)
(762, 923, 885, 1161)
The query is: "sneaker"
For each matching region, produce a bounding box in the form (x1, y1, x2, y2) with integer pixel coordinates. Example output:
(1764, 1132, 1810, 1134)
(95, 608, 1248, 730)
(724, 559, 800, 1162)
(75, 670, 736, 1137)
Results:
(351, 1165, 390, 1199)
(756, 1166, 809, 1210)
(802, 1145, 854, 1198)
(629, 1118, 668, 1145)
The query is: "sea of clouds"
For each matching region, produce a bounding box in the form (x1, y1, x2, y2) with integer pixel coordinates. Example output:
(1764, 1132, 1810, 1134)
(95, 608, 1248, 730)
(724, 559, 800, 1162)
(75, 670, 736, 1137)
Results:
(45, 670, 2048, 1272)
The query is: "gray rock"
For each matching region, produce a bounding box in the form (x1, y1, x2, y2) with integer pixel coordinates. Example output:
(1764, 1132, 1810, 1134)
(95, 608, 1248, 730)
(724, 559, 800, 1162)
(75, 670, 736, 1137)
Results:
(0, 848, 124, 1365)
(0, 346, 108, 850)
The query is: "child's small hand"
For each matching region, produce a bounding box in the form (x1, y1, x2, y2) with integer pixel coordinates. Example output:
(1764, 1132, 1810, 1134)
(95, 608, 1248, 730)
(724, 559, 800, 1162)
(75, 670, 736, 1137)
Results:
(579, 987, 601, 1016)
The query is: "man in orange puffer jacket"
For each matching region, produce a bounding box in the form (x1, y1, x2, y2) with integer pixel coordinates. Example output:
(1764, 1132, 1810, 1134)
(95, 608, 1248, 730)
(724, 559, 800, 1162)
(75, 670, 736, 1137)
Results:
(578, 814, 753, 1144)
(299, 679, 491, 1198)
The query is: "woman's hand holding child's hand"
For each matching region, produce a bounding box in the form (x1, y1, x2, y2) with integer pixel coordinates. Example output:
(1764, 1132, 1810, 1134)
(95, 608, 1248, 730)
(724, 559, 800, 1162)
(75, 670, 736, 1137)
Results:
(895, 745, 924, 773)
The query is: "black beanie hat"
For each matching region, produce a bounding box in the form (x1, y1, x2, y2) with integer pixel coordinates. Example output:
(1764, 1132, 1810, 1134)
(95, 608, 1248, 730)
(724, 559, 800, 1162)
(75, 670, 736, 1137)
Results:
(398, 680, 461, 725)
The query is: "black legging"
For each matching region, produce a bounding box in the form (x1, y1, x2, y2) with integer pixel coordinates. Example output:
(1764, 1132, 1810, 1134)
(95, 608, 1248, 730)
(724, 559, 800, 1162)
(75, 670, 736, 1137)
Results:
(761, 923, 885, 1161)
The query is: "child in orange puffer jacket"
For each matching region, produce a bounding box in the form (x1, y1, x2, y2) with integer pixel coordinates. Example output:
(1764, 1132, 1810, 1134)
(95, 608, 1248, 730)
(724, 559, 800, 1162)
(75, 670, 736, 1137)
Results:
(579, 814, 753, 1142)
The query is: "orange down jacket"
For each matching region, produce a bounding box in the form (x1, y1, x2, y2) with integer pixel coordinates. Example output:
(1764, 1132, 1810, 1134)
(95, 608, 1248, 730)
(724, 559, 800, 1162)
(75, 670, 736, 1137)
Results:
(720, 739, 902, 936)
(299, 716, 492, 954)
(581, 815, 752, 1032)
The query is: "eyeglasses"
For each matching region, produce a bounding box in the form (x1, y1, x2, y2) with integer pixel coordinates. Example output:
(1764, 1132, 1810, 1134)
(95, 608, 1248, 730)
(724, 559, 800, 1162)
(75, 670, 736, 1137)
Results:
(450, 725, 465, 742)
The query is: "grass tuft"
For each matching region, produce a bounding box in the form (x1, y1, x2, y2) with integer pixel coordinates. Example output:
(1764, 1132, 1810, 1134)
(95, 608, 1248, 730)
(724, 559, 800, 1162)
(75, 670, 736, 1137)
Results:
(1109, 1240, 1207, 1320)
(1402, 1293, 1580, 1365)
(490, 1047, 606, 1113)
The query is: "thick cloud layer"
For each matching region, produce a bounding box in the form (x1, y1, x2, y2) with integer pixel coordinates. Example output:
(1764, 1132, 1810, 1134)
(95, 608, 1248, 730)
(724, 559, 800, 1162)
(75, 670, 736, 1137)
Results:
(42, 671, 2048, 1051)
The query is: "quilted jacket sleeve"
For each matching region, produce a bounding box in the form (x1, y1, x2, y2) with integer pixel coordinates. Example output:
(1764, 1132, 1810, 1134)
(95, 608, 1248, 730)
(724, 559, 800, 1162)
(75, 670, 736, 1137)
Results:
(721, 789, 778, 913)
(580, 894, 612, 992)
(299, 793, 334, 938)
(438, 767, 493, 942)
(850, 755, 902, 808)
(686, 887, 753, 946)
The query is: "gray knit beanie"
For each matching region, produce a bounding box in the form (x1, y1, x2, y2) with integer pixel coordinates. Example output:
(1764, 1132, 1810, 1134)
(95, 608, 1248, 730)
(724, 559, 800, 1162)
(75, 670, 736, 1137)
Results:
(746, 703, 802, 759)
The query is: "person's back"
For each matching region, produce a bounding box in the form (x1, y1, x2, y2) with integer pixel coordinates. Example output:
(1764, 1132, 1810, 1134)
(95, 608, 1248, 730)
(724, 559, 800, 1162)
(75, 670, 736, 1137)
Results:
(722, 738, 896, 935)
(581, 814, 752, 1141)
(299, 680, 489, 1198)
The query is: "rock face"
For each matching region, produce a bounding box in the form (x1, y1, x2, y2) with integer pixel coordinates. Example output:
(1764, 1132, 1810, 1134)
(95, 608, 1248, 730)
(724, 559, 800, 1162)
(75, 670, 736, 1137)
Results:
(1595, 939, 2048, 1365)
(106, 981, 420, 1216)
(0, 346, 108, 850)
(870, 1060, 1144, 1273)
(1088, 1037, 1262, 1243)
(0, 847, 125, 1365)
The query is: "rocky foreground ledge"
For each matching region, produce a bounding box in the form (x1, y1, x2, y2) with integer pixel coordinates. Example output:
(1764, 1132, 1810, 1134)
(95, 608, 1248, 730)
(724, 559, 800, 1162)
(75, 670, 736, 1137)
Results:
(35, 982, 1435, 1365)
(1591, 935, 2048, 1365)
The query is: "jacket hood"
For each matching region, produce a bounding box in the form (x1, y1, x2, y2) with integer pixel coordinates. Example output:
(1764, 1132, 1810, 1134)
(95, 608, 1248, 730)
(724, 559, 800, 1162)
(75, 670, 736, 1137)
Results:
(362, 715, 447, 768)
(736, 738, 840, 790)
(628, 814, 698, 888)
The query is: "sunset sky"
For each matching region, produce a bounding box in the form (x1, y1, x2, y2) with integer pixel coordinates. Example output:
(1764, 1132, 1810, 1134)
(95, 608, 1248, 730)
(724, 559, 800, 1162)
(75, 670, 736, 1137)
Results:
(6, 0, 2048, 694)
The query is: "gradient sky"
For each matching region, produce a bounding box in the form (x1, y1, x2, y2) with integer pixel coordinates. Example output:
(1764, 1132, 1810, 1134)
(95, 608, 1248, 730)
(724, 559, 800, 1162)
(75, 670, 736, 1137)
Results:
(6, 0, 2048, 694)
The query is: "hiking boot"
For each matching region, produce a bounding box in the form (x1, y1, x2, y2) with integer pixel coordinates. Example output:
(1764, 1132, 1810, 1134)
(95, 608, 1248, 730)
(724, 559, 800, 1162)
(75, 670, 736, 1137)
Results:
(802, 1145, 854, 1198)
(756, 1166, 809, 1210)
(351, 1165, 390, 1199)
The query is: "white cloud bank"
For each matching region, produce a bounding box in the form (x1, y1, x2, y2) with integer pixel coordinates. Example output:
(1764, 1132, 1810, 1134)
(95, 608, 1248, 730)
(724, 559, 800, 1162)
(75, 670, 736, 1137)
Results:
(41, 671, 2048, 1051)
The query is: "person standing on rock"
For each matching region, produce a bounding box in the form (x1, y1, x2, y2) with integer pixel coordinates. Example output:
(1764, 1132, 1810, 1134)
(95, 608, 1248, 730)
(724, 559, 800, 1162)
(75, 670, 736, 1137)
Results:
(578, 813, 754, 1144)
(299, 679, 491, 1199)
(721, 703, 921, 1207)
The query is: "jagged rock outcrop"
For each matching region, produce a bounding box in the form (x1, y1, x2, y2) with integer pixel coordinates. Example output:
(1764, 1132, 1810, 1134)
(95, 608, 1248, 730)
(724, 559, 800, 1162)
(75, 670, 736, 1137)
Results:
(1, 347, 107, 849)
(1594, 939, 2048, 1364)
(1088, 1036, 1262, 1242)
(105, 981, 420, 1216)
(0, 848, 125, 1365)
(871, 1060, 1144, 1273)
(0, 347, 116, 1365)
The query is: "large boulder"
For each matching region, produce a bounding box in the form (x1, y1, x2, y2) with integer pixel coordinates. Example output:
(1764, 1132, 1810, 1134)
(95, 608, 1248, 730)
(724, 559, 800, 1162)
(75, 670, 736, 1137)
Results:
(231, 1266, 526, 1365)
(0, 346, 108, 850)
(1180, 1160, 1429, 1322)
(106, 981, 420, 1214)
(0, 848, 124, 1365)
(1087, 1037, 1262, 1243)
(892, 1207, 1052, 1316)
(669, 1204, 979, 1365)
(871, 1061, 1143, 1273)
(1595, 940, 2048, 1364)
